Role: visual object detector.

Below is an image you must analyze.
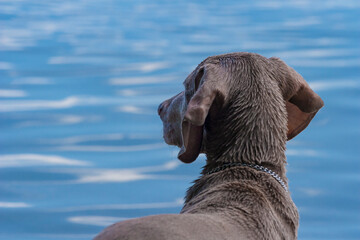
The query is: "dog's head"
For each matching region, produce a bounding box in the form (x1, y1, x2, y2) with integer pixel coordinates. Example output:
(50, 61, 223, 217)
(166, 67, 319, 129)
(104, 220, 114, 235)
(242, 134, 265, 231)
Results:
(158, 53, 324, 164)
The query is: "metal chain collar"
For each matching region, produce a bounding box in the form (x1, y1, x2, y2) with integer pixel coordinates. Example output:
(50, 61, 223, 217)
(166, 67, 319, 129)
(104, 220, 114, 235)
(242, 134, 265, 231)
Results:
(205, 162, 288, 192)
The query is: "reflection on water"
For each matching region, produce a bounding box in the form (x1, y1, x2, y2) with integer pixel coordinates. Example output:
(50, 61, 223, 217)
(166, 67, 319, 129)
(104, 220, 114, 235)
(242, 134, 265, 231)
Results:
(68, 216, 129, 227)
(0, 154, 89, 167)
(0, 202, 31, 208)
(0, 0, 359, 239)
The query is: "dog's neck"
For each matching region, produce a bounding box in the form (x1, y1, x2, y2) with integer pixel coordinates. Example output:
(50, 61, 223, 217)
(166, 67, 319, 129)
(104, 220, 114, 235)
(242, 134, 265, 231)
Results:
(202, 78, 288, 180)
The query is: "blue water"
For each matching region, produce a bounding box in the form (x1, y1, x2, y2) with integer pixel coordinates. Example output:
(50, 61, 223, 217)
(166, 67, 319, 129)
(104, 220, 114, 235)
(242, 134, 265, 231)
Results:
(0, 1, 359, 239)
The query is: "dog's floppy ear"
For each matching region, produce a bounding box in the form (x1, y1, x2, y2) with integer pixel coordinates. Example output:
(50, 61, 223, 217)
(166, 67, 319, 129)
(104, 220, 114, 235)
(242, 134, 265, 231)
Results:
(281, 63, 324, 140)
(178, 65, 222, 163)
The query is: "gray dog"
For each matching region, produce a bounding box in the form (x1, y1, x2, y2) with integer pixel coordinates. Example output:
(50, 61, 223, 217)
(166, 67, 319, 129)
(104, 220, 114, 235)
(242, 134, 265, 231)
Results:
(94, 52, 324, 240)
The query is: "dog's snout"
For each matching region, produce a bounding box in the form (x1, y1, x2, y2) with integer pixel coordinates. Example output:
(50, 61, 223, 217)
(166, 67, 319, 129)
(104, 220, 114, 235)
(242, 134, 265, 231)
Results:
(160, 92, 184, 114)
(158, 102, 165, 116)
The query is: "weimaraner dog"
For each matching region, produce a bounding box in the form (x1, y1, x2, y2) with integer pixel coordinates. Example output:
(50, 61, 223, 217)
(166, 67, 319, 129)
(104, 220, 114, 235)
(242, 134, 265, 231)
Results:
(94, 52, 324, 240)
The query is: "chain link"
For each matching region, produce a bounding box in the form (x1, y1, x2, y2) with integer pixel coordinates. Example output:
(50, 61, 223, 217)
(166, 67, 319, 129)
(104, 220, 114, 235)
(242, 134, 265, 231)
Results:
(205, 162, 288, 192)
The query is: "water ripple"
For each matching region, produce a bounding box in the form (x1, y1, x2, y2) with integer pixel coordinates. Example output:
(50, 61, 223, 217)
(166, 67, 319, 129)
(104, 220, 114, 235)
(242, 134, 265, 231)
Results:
(0, 89, 27, 98)
(0, 202, 32, 208)
(68, 216, 129, 227)
(58, 199, 184, 212)
(53, 143, 166, 152)
(0, 154, 89, 168)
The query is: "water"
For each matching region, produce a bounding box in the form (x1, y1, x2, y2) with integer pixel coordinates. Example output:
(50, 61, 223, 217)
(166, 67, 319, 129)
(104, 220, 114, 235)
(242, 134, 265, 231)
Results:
(0, 1, 359, 239)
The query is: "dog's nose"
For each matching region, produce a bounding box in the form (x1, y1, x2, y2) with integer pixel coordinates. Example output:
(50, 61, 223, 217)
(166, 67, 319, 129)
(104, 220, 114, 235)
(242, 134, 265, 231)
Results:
(158, 102, 165, 116)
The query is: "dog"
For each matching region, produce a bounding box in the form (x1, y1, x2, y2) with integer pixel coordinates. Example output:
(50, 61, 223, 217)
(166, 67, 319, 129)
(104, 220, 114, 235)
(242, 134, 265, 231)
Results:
(94, 52, 324, 240)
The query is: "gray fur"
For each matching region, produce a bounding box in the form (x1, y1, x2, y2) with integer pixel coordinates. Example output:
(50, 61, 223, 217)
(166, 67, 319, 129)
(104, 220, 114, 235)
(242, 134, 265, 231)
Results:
(94, 52, 324, 240)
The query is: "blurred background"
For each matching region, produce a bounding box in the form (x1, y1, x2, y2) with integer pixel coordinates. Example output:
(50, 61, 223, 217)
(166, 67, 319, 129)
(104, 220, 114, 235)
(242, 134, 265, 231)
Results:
(0, 0, 359, 239)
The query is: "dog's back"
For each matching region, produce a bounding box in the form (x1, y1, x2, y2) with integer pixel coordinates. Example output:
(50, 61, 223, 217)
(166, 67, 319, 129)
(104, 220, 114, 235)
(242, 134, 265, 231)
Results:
(95, 213, 251, 240)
